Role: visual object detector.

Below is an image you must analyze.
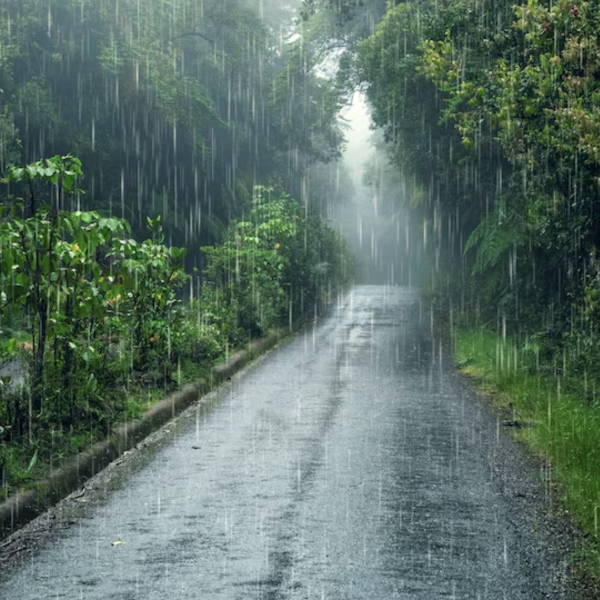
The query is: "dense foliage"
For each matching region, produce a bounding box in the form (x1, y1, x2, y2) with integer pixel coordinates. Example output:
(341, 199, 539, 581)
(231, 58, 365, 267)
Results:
(0, 156, 188, 481)
(0, 155, 353, 492)
(302, 0, 600, 392)
(201, 185, 353, 341)
(0, 0, 346, 261)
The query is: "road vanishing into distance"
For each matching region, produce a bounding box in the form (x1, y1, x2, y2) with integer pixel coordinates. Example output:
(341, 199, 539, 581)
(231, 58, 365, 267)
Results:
(0, 286, 574, 599)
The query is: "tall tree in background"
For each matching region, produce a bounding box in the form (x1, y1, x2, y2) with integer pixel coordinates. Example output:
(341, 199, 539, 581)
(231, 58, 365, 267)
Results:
(0, 0, 346, 267)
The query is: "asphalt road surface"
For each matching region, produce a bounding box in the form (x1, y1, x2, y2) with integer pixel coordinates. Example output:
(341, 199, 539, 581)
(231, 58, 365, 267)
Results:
(0, 286, 575, 599)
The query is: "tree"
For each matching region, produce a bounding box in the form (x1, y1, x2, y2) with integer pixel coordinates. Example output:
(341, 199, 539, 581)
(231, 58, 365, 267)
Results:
(0, 0, 347, 269)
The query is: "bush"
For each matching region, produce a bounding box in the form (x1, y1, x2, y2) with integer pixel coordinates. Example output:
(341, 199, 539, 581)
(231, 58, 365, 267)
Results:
(201, 186, 354, 342)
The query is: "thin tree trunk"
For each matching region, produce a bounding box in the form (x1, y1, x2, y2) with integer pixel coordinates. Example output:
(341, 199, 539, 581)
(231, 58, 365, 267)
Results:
(32, 298, 47, 414)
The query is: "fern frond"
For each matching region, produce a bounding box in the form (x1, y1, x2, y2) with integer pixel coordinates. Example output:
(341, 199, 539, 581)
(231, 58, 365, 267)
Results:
(465, 204, 525, 275)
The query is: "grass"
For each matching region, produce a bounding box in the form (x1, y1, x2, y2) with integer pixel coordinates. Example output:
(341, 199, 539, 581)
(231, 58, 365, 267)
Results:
(0, 356, 214, 497)
(455, 325, 600, 590)
(0, 321, 229, 496)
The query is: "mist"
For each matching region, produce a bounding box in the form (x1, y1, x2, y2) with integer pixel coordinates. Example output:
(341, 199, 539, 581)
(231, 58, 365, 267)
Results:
(335, 94, 425, 286)
(0, 2, 597, 598)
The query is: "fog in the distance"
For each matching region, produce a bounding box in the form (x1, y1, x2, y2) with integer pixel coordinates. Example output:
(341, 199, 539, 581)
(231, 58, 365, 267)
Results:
(335, 94, 425, 286)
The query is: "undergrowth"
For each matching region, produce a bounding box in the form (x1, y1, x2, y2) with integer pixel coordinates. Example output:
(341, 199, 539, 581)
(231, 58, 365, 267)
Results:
(0, 350, 218, 497)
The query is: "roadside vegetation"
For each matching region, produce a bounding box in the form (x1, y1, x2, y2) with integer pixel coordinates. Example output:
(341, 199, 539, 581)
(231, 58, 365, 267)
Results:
(0, 156, 353, 496)
(454, 322, 600, 591)
(0, 0, 358, 499)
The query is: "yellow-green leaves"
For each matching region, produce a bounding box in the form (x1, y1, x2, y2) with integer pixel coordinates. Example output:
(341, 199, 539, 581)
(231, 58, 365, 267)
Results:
(419, 37, 461, 93)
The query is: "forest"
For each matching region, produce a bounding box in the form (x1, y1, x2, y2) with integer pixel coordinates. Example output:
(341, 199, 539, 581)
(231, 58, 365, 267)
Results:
(3, 0, 600, 587)
(0, 0, 354, 496)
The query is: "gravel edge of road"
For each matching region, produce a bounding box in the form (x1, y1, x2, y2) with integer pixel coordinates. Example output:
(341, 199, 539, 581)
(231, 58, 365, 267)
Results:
(455, 368, 595, 600)
(0, 326, 299, 544)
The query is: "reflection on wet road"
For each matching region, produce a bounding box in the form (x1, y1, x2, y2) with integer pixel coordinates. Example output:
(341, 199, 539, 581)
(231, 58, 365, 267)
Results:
(0, 286, 562, 598)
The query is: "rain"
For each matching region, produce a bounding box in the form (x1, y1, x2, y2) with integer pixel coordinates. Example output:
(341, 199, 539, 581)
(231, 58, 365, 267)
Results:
(0, 0, 597, 598)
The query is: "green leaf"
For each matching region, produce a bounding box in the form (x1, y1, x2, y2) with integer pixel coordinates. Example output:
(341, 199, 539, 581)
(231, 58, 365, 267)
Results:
(26, 165, 40, 179)
(9, 167, 25, 181)
(25, 450, 38, 474)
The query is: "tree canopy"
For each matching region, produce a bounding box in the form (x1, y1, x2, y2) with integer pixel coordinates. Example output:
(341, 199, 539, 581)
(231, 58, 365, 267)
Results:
(0, 0, 347, 260)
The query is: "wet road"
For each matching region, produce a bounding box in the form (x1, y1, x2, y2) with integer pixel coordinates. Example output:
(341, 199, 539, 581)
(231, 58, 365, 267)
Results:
(0, 286, 570, 598)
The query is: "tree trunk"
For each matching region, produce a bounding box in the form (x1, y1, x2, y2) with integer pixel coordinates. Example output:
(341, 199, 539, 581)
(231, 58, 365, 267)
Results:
(32, 298, 48, 415)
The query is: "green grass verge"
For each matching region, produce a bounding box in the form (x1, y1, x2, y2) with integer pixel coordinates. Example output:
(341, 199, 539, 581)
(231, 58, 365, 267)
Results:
(455, 326, 600, 589)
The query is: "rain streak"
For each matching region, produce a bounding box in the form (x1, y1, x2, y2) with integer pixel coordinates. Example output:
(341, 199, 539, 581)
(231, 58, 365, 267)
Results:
(0, 1, 596, 599)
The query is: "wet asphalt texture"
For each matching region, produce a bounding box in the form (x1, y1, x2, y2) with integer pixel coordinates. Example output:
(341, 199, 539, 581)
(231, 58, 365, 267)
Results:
(0, 286, 579, 598)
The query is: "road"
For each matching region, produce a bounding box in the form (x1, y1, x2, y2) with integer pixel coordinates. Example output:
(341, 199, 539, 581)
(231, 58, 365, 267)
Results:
(0, 286, 575, 599)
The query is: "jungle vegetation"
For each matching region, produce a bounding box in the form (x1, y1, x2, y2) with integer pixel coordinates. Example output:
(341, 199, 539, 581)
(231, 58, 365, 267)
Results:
(0, 0, 354, 493)
(0, 0, 348, 256)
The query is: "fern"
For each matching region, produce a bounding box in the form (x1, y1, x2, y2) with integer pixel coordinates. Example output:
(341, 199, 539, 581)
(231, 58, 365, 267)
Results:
(464, 204, 525, 275)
